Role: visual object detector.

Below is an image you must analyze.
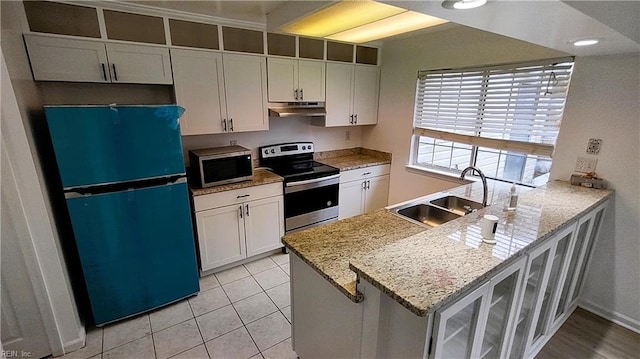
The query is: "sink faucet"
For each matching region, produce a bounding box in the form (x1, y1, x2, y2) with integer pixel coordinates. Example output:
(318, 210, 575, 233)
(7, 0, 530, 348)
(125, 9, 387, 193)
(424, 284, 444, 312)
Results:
(459, 166, 488, 208)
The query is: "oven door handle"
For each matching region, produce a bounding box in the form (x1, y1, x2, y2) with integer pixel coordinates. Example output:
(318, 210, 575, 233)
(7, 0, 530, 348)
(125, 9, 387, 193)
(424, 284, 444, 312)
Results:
(285, 174, 340, 188)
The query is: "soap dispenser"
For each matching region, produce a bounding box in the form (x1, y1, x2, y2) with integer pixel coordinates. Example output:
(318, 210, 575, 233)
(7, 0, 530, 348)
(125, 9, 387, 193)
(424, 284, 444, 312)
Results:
(506, 182, 518, 212)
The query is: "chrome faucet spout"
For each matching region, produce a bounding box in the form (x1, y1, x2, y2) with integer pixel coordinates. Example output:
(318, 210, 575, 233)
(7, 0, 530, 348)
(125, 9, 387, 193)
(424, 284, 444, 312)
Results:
(459, 166, 488, 208)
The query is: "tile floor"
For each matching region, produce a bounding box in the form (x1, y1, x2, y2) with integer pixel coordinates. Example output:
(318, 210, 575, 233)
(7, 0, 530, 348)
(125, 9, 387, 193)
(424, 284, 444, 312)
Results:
(62, 252, 296, 359)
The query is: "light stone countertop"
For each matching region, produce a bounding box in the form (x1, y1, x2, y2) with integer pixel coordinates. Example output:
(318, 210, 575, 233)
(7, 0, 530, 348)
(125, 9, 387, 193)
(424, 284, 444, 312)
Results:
(282, 179, 613, 316)
(315, 148, 391, 171)
(190, 168, 283, 196)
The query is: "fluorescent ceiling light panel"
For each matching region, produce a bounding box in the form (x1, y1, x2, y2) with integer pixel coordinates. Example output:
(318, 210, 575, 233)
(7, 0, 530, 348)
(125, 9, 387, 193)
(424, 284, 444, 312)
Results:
(573, 39, 599, 46)
(280, 0, 406, 38)
(326, 11, 449, 43)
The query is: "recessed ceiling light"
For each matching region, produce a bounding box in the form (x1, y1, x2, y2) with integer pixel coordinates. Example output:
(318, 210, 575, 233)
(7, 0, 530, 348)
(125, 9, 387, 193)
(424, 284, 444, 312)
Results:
(442, 0, 487, 10)
(573, 39, 599, 47)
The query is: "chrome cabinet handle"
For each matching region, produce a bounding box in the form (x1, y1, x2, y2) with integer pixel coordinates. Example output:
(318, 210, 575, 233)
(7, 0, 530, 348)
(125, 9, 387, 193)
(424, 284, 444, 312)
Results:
(295, 89, 299, 100)
(300, 88, 304, 101)
(236, 194, 250, 199)
(362, 172, 372, 176)
(112, 64, 118, 81)
(101, 63, 107, 81)
(239, 205, 243, 219)
(362, 181, 366, 190)
(223, 119, 227, 132)
(245, 204, 249, 217)
(349, 115, 354, 124)
(367, 180, 371, 190)
(354, 114, 358, 124)
(230, 118, 234, 132)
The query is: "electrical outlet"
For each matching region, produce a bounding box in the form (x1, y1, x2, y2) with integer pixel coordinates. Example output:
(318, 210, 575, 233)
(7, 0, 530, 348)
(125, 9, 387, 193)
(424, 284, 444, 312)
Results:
(586, 138, 602, 155)
(575, 156, 598, 173)
(230, 140, 237, 146)
(345, 130, 351, 141)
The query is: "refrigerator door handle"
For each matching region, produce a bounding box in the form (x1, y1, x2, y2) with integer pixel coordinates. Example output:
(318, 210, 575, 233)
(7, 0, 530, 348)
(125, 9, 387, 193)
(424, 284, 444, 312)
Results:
(64, 177, 187, 198)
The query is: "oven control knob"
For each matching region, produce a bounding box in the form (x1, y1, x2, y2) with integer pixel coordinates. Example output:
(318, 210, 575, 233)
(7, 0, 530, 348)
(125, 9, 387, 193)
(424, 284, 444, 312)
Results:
(270, 149, 275, 154)
(308, 145, 313, 150)
(264, 149, 268, 155)
(327, 201, 332, 206)
(302, 146, 306, 150)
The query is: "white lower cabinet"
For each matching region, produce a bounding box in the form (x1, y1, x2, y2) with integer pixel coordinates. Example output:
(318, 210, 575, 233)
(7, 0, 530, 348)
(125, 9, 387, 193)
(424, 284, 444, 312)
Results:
(194, 183, 284, 272)
(338, 165, 390, 220)
(431, 257, 526, 359)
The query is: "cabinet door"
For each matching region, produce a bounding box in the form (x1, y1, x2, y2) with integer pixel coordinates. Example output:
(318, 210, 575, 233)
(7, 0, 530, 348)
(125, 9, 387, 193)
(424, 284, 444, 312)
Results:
(195, 204, 246, 271)
(338, 180, 365, 220)
(267, 58, 297, 102)
(352, 65, 380, 125)
(24, 34, 110, 83)
(478, 257, 526, 359)
(507, 239, 554, 359)
(223, 54, 268, 132)
(431, 283, 490, 359)
(298, 60, 325, 102)
(171, 49, 226, 135)
(105, 43, 173, 84)
(363, 175, 389, 213)
(527, 225, 575, 354)
(244, 196, 285, 257)
(325, 62, 354, 127)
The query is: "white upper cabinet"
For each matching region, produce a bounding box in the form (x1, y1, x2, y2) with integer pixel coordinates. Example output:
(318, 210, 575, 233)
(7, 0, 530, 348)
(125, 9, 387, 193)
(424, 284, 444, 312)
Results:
(171, 49, 225, 135)
(223, 53, 268, 132)
(171, 50, 268, 135)
(24, 34, 172, 84)
(325, 62, 379, 127)
(267, 58, 325, 102)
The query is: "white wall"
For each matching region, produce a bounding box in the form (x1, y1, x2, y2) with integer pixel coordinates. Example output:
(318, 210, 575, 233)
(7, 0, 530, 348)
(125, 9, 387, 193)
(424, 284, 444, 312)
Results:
(550, 54, 640, 331)
(182, 117, 361, 165)
(361, 26, 567, 204)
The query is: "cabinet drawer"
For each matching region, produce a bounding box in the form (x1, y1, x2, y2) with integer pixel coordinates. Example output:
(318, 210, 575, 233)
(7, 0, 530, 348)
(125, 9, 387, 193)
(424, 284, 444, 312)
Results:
(194, 182, 282, 212)
(339, 164, 390, 183)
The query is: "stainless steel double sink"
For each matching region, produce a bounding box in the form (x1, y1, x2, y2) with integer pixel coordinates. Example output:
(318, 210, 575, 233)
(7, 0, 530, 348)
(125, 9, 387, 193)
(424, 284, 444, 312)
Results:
(388, 194, 484, 228)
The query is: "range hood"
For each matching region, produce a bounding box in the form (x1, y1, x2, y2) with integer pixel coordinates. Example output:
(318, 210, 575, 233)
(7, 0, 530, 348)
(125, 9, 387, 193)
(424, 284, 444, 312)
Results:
(268, 102, 326, 117)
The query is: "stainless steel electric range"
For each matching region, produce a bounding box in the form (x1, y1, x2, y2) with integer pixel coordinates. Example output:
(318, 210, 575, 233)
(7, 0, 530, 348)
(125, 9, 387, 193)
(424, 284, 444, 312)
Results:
(259, 142, 340, 233)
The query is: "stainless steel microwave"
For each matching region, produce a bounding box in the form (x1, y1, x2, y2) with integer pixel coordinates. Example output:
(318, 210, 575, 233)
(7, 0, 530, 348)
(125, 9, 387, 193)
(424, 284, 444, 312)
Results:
(189, 145, 253, 188)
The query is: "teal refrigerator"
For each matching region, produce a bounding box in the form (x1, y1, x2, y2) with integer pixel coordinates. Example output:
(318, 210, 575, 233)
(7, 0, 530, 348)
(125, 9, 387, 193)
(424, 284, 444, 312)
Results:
(45, 105, 199, 326)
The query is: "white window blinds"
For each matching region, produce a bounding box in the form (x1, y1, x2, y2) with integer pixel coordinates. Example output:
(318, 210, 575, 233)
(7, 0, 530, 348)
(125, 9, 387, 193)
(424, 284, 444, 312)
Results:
(413, 57, 574, 157)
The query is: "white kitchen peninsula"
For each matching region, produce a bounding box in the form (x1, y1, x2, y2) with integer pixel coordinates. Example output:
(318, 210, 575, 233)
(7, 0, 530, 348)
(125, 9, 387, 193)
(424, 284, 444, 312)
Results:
(282, 180, 611, 359)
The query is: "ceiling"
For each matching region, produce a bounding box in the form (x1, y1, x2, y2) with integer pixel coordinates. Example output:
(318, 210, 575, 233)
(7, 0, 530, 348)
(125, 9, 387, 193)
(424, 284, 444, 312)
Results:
(115, 0, 639, 56)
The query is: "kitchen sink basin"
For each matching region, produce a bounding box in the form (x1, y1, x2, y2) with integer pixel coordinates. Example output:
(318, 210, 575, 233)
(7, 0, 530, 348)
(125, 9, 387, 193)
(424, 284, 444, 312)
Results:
(430, 196, 483, 216)
(395, 204, 461, 228)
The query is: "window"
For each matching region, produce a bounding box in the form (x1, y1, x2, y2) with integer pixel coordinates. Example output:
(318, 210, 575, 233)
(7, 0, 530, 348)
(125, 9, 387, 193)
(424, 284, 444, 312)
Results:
(410, 57, 574, 186)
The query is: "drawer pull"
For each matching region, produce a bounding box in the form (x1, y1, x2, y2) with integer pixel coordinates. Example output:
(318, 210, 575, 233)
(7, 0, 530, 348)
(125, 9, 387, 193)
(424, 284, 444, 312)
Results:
(362, 172, 372, 176)
(236, 194, 250, 199)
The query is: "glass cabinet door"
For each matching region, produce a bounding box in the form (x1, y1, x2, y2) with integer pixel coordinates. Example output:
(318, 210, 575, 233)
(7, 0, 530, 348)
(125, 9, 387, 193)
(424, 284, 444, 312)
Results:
(528, 225, 575, 351)
(570, 205, 606, 304)
(508, 240, 554, 359)
(432, 283, 489, 359)
(478, 258, 526, 359)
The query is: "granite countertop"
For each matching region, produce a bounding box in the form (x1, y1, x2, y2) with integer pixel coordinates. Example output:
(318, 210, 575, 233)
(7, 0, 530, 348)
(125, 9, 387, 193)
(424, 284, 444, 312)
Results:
(282, 180, 613, 316)
(315, 148, 391, 171)
(190, 168, 283, 196)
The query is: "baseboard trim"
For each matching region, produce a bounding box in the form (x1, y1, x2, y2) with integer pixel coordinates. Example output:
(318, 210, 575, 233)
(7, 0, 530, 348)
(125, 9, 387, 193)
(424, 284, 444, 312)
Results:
(578, 299, 640, 334)
(62, 326, 86, 354)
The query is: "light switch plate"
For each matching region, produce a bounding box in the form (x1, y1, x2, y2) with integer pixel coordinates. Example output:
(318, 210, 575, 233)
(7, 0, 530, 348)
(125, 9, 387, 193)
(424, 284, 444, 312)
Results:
(575, 156, 598, 173)
(586, 138, 602, 155)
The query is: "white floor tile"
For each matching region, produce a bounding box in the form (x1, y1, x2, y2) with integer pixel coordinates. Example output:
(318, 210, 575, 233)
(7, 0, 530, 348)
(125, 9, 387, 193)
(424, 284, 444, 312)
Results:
(189, 287, 230, 316)
(269, 253, 289, 266)
(196, 304, 243, 341)
(233, 292, 278, 325)
(88, 355, 102, 359)
(261, 338, 297, 359)
(103, 315, 151, 352)
(248, 354, 263, 359)
(222, 276, 263, 303)
(102, 335, 154, 359)
(205, 327, 259, 359)
(149, 300, 193, 332)
(169, 344, 209, 359)
(215, 265, 251, 285)
(199, 274, 221, 291)
(265, 282, 290, 310)
(279, 264, 290, 276)
(281, 306, 291, 323)
(245, 311, 291, 352)
(253, 267, 289, 290)
(152, 319, 203, 359)
(244, 257, 277, 275)
(61, 326, 103, 359)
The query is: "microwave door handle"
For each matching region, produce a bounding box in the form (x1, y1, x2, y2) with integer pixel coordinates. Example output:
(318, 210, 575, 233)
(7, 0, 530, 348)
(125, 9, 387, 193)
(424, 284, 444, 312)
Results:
(285, 174, 340, 187)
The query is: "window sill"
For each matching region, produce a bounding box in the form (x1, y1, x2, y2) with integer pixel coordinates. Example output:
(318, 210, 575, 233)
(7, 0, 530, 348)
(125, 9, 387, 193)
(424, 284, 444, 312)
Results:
(405, 164, 473, 185)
